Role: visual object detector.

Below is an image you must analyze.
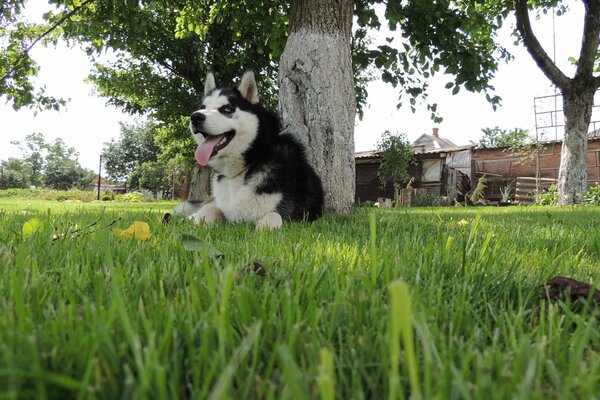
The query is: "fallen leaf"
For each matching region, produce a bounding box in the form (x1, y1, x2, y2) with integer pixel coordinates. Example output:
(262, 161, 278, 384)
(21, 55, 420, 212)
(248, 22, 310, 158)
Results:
(181, 234, 223, 258)
(542, 276, 600, 303)
(22, 218, 43, 238)
(112, 221, 151, 241)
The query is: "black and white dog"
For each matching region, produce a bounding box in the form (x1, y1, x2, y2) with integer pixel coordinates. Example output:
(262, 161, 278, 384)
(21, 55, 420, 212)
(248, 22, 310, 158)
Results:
(175, 71, 324, 229)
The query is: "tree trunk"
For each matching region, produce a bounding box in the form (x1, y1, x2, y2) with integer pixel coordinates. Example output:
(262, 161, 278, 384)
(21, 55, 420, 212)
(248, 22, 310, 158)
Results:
(557, 83, 594, 205)
(278, 0, 356, 214)
(187, 164, 211, 201)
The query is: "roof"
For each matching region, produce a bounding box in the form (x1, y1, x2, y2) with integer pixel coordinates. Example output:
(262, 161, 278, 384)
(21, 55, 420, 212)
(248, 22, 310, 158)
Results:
(412, 133, 458, 152)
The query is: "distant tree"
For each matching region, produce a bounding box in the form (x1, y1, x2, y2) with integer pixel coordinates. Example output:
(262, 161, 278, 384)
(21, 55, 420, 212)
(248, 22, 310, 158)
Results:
(479, 127, 533, 149)
(10, 132, 46, 187)
(43, 138, 94, 190)
(136, 161, 169, 196)
(0, 158, 31, 189)
(101, 120, 160, 183)
(376, 131, 416, 192)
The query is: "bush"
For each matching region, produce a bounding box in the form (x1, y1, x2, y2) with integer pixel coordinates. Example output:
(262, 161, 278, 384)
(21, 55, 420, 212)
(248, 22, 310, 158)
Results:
(536, 185, 558, 206)
(101, 191, 114, 201)
(413, 193, 440, 207)
(0, 188, 96, 201)
(117, 192, 145, 202)
(585, 185, 600, 205)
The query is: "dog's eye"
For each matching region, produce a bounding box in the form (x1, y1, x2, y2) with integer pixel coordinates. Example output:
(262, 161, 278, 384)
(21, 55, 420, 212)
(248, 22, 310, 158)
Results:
(220, 105, 234, 114)
(199, 105, 206, 110)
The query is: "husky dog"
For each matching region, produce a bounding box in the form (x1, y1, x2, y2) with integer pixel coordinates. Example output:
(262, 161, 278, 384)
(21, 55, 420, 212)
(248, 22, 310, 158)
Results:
(175, 70, 324, 229)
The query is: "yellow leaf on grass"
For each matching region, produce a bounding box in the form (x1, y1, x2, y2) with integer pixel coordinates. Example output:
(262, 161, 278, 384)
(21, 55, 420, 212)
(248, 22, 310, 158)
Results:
(112, 221, 151, 241)
(22, 218, 42, 238)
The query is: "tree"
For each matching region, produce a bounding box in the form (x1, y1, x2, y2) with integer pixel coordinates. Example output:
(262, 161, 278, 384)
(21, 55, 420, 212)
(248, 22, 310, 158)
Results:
(278, 0, 356, 213)
(478, 126, 533, 148)
(10, 132, 46, 187)
(102, 120, 161, 183)
(376, 131, 416, 191)
(512, 0, 600, 204)
(43, 138, 94, 190)
(0, 158, 31, 189)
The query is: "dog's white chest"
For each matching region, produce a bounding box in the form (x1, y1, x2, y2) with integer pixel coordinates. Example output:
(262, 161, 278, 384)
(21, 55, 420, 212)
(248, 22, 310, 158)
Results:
(213, 174, 282, 222)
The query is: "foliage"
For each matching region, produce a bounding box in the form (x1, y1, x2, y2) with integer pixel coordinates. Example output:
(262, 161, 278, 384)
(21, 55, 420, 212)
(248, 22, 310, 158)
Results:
(9, 132, 45, 187)
(470, 174, 488, 204)
(1, 133, 94, 190)
(0, 188, 96, 201)
(536, 184, 558, 206)
(376, 131, 416, 190)
(500, 180, 515, 202)
(132, 161, 169, 195)
(0, 0, 70, 110)
(1, 203, 600, 397)
(43, 137, 95, 190)
(585, 185, 600, 206)
(412, 192, 440, 207)
(478, 126, 533, 149)
(0, 158, 32, 189)
(3, 0, 516, 122)
(116, 191, 145, 202)
(101, 119, 161, 182)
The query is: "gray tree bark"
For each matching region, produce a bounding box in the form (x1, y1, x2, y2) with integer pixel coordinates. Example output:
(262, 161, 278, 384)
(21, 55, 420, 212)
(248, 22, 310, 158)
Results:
(557, 84, 595, 204)
(278, 0, 356, 214)
(187, 164, 211, 201)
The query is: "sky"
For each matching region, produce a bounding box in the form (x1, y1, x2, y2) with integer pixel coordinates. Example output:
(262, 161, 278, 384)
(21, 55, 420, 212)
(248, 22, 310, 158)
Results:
(0, 0, 588, 172)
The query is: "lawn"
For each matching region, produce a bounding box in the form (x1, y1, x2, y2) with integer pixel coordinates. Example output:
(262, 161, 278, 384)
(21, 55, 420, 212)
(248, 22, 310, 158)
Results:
(1, 199, 599, 399)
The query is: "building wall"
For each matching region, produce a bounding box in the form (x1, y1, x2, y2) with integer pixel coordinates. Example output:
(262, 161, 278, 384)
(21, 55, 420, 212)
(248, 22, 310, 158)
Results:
(473, 140, 600, 184)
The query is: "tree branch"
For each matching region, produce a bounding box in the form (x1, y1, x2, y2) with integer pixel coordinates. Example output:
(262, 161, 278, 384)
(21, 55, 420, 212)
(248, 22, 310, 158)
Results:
(1, 0, 96, 84)
(576, 1, 600, 79)
(513, 0, 570, 91)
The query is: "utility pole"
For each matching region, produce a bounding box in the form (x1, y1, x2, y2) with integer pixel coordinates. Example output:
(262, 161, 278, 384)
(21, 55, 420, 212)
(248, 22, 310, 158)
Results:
(97, 155, 102, 200)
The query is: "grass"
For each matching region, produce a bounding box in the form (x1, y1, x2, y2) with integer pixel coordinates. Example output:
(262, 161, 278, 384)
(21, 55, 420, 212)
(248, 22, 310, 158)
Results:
(1, 199, 600, 399)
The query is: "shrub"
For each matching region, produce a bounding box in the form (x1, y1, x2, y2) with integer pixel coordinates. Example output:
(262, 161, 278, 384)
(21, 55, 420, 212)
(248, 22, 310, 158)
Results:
(413, 193, 440, 207)
(585, 185, 600, 205)
(117, 192, 145, 202)
(536, 185, 558, 206)
(101, 191, 114, 201)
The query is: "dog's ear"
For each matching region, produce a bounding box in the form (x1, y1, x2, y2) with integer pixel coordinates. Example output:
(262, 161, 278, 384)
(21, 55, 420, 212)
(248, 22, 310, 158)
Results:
(238, 71, 259, 104)
(204, 72, 217, 95)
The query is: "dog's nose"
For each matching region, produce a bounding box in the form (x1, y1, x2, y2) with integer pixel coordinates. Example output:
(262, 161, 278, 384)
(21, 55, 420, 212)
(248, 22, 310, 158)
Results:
(190, 111, 205, 126)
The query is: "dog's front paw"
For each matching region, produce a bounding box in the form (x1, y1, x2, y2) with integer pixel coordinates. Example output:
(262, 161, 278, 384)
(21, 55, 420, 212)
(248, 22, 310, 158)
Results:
(256, 212, 283, 229)
(192, 204, 225, 225)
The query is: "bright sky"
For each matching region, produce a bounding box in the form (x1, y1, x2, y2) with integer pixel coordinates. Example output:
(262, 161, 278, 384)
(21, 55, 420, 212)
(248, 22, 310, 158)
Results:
(0, 0, 585, 171)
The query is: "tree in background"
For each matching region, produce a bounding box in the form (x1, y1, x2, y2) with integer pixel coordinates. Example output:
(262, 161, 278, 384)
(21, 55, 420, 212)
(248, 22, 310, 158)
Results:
(9, 132, 46, 187)
(376, 131, 416, 203)
(43, 137, 95, 190)
(102, 120, 161, 183)
(0, 133, 94, 190)
(478, 127, 533, 149)
(0, 158, 31, 189)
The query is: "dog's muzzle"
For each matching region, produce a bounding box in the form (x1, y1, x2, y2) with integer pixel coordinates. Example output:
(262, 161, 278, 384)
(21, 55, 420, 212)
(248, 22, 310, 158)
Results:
(190, 111, 206, 132)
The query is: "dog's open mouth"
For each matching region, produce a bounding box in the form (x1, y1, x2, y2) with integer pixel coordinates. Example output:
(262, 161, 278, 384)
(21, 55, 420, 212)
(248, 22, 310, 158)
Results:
(195, 130, 235, 166)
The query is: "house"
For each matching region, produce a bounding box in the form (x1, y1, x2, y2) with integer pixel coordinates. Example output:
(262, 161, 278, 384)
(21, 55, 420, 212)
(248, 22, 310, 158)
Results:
(355, 128, 600, 204)
(355, 128, 475, 203)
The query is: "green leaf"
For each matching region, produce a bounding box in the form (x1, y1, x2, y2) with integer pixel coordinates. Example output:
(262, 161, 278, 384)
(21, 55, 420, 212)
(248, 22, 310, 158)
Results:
(22, 218, 42, 238)
(181, 234, 223, 258)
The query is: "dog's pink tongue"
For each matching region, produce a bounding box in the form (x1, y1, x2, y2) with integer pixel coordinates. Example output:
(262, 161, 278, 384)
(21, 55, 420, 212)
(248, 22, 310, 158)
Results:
(195, 135, 222, 166)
